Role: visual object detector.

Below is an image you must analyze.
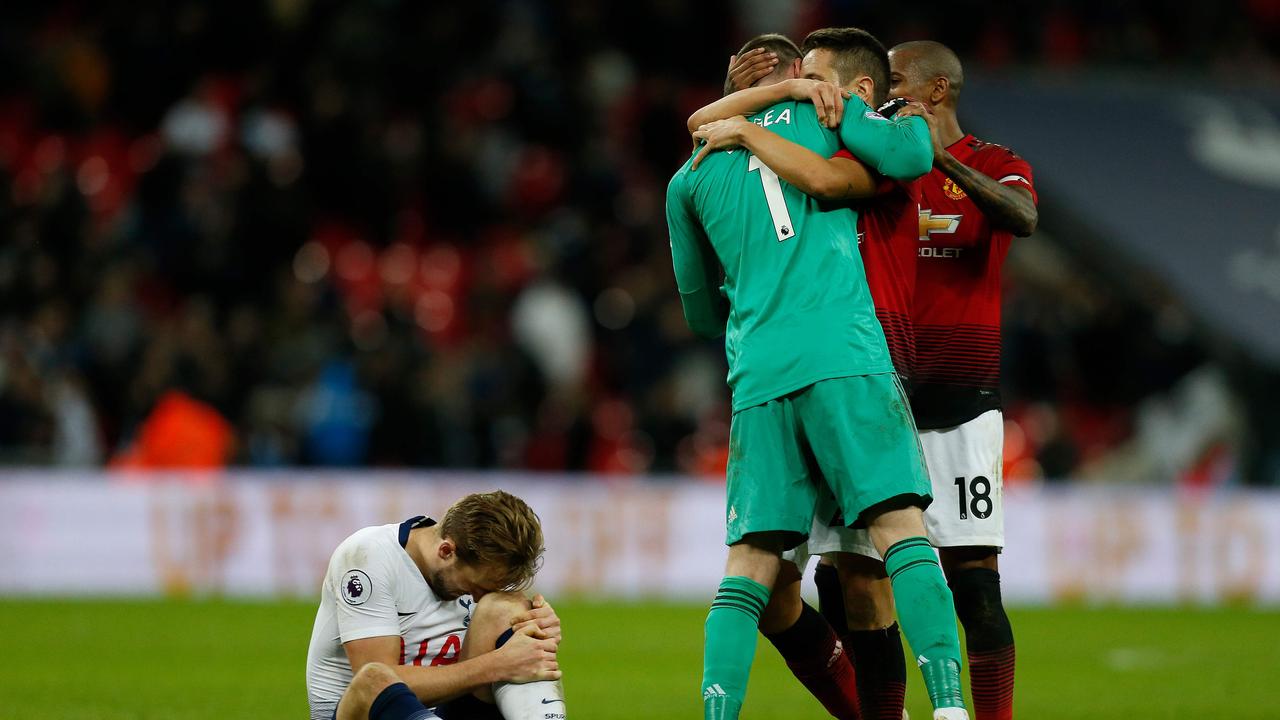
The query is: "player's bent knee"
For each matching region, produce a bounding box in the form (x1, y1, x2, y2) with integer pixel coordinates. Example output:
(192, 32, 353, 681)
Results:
(725, 543, 784, 586)
(352, 662, 400, 696)
(338, 662, 401, 719)
(471, 591, 532, 628)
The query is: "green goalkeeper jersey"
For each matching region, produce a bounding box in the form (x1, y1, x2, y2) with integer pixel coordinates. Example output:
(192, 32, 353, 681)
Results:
(666, 98, 931, 412)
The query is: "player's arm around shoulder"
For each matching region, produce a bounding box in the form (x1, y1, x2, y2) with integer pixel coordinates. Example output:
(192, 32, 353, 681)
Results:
(687, 78, 833, 134)
(691, 114, 878, 202)
(840, 99, 934, 180)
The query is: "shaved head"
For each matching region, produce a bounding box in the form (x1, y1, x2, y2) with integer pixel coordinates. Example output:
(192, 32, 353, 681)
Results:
(890, 40, 964, 103)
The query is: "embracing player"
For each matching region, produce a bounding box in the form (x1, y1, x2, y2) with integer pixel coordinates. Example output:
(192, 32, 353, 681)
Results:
(691, 28, 925, 720)
(703, 37, 1039, 720)
(873, 41, 1036, 720)
(666, 29, 969, 720)
(306, 491, 567, 720)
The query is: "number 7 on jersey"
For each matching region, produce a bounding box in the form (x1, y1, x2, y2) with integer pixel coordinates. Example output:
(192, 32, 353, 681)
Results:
(748, 155, 796, 242)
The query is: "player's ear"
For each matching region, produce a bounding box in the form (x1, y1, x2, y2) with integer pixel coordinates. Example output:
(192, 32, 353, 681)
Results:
(786, 57, 802, 79)
(437, 539, 456, 562)
(932, 76, 949, 105)
(855, 75, 875, 104)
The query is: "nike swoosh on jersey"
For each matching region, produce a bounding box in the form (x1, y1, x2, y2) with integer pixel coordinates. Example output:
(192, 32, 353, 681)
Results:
(541, 699, 564, 705)
(397, 611, 416, 616)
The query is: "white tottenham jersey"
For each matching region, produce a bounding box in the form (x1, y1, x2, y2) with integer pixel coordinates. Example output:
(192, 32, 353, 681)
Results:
(306, 517, 473, 720)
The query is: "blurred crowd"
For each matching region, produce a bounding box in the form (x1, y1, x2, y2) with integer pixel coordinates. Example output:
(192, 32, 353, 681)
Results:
(0, 1, 1275, 481)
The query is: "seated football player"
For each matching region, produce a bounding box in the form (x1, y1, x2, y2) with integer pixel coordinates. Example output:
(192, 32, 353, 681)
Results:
(306, 490, 567, 720)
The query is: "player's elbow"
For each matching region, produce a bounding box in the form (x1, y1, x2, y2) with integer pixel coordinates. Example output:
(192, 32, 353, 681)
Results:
(1011, 207, 1038, 237)
(680, 291, 727, 338)
(689, 315, 726, 339)
(902, 144, 936, 180)
(805, 166, 853, 202)
(340, 662, 401, 719)
(880, 145, 933, 181)
(686, 306, 727, 338)
(687, 111, 708, 135)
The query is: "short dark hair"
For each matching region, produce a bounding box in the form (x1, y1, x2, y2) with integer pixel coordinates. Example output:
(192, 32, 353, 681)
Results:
(891, 40, 965, 102)
(801, 27, 890, 105)
(726, 34, 802, 96)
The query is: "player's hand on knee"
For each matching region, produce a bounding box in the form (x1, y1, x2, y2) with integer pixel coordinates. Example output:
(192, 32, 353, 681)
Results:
(495, 623, 562, 683)
(510, 594, 562, 643)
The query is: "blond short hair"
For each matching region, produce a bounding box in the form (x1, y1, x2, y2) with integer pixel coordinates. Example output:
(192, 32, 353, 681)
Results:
(440, 490, 545, 590)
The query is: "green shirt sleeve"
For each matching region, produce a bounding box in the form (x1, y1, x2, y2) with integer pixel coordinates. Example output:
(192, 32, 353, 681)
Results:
(666, 172, 729, 338)
(838, 103, 933, 180)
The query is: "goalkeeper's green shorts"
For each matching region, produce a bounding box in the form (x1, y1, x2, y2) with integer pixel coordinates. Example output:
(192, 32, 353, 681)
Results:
(724, 372, 932, 548)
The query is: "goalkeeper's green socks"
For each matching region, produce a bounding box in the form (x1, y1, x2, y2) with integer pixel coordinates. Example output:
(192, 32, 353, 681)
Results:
(883, 537, 966, 711)
(701, 576, 771, 720)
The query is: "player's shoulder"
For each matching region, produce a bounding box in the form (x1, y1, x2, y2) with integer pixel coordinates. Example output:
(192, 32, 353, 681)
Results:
(667, 158, 699, 203)
(668, 162, 689, 192)
(966, 136, 1030, 166)
(329, 523, 399, 572)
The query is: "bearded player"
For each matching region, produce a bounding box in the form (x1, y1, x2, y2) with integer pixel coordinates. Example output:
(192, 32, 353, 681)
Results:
(884, 41, 1037, 720)
(667, 29, 970, 720)
(693, 28, 927, 720)
(306, 491, 567, 720)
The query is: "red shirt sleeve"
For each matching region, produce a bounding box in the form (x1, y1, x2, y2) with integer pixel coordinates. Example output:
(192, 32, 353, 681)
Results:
(982, 148, 1037, 204)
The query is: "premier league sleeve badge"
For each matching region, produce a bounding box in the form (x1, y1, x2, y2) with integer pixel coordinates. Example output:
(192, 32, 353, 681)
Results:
(341, 569, 373, 605)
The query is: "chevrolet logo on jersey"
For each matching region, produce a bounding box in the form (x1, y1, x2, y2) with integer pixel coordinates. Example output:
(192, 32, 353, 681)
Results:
(919, 210, 961, 240)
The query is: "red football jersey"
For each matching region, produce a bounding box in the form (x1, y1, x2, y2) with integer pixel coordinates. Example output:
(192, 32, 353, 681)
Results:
(835, 149, 921, 384)
(911, 134, 1037, 429)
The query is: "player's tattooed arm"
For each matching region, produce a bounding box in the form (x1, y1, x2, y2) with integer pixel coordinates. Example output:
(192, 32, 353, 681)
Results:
(935, 152, 1038, 236)
(687, 79, 850, 133)
(896, 104, 1037, 235)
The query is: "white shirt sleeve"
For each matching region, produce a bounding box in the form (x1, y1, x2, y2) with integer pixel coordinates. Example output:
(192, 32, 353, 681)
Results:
(325, 532, 401, 644)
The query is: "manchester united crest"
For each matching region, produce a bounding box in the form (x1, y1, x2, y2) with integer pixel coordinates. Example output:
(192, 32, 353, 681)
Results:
(942, 177, 966, 200)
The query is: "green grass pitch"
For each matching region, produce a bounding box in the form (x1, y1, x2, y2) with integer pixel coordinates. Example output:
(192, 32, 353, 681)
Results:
(1, 599, 1277, 719)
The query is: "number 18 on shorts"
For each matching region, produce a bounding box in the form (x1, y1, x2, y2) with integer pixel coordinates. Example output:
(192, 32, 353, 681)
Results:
(920, 409, 1005, 549)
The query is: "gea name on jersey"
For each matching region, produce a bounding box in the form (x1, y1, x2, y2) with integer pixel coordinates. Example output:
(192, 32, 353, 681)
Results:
(752, 108, 793, 127)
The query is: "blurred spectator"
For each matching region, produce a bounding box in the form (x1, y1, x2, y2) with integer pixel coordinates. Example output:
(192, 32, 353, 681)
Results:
(111, 390, 234, 469)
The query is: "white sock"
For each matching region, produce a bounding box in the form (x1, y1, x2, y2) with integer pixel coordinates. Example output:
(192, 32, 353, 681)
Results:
(492, 679, 565, 720)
